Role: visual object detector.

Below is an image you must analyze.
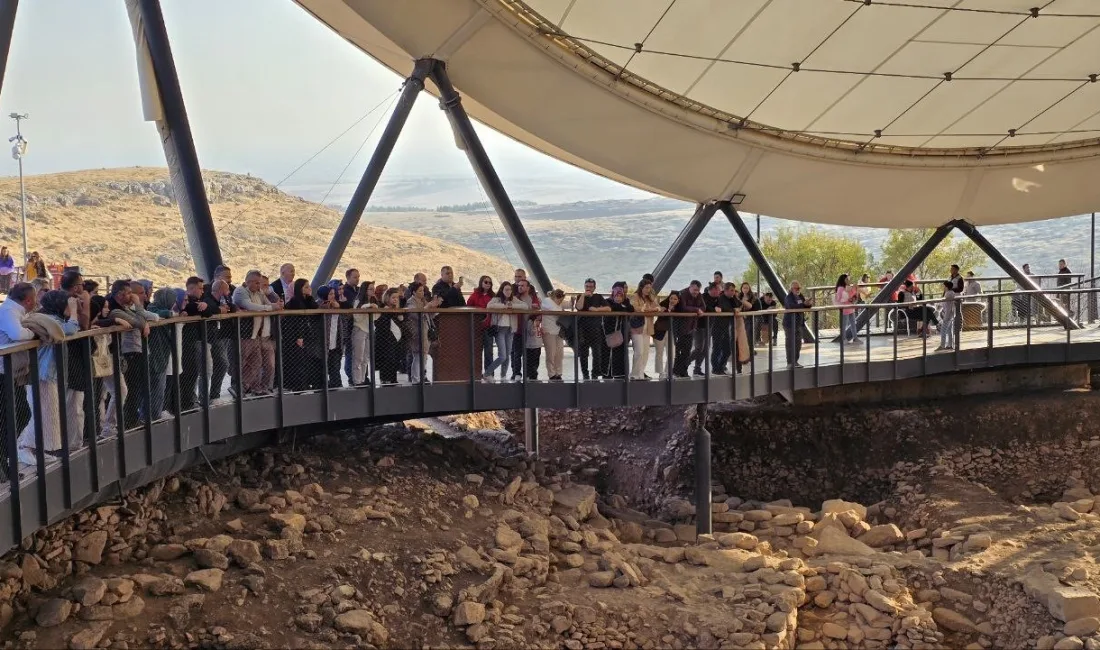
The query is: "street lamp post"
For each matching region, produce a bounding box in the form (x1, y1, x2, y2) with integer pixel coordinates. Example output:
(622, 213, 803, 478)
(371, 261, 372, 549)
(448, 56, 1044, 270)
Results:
(8, 112, 27, 267)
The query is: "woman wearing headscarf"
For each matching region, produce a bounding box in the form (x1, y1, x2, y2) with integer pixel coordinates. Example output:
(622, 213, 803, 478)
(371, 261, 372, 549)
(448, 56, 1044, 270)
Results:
(89, 294, 130, 440)
(144, 288, 177, 422)
(283, 278, 323, 391)
(373, 288, 405, 384)
(604, 286, 635, 379)
(16, 290, 80, 467)
(316, 285, 345, 388)
(0, 246, 15, 293)
(403, 281, 441, 383)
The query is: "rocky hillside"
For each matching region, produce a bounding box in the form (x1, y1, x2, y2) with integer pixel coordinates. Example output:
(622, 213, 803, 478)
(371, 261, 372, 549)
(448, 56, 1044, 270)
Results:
(0, 168, 530, 288)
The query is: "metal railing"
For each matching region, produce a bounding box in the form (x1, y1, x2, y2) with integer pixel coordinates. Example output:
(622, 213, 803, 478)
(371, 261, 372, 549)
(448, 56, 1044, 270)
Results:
(0, 287, 1098, 554)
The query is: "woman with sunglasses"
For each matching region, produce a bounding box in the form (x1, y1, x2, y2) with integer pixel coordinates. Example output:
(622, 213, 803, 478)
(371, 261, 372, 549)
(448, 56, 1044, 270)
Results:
(466, 276, 495, 374)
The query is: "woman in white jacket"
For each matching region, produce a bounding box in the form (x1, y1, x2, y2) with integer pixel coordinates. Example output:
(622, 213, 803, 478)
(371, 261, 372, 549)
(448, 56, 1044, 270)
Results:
(541, 289, 567, 381)
(351, 281, 376, 386)
(484, 282, 516, 381)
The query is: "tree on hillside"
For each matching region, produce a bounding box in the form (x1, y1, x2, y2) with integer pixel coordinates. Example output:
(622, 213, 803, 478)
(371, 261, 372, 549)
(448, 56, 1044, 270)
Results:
(879, 229, 986, 281)
(740, 226, 871, 292)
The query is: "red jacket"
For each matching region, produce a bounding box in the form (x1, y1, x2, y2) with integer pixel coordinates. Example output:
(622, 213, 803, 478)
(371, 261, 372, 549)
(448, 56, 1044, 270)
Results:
(467, 290, 494, 328)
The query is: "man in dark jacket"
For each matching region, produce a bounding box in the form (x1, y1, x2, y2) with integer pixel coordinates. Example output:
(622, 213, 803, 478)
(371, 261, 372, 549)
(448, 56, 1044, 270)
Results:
(782, 282, 812, 366)
(432, 266, 465, 308)
(270, 263, 295, 300)
(575, 278, 610, 380)
(673, 281, 705, 377)
(204, 278, 238, 400)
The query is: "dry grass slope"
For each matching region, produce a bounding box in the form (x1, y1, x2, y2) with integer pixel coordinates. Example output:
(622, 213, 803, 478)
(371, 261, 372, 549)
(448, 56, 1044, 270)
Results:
(0, 167, 527, 289)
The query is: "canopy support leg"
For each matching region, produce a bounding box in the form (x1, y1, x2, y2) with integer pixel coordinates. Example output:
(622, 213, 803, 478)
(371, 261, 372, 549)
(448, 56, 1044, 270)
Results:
(430, 60, 554, 296)
(0, 0, 18, 102)
(126, 0, 223, 281)
(651, 202, 718, 293)
(718, 202, 815, 343)
(311, 59, 433, 289)
(955, 220, 1079, 330)
(853, 221, 958, 333)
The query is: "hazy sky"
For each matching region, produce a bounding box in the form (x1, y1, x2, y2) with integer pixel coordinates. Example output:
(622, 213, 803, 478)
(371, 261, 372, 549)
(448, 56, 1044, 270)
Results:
(0, 0, 648, 193)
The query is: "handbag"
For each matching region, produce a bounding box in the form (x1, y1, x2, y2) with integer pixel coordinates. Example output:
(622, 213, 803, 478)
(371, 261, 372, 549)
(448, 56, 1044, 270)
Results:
(605, 330, 624, 349)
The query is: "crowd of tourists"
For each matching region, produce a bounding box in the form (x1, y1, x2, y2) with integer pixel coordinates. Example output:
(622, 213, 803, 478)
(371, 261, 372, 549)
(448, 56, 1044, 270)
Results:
(0, 256, 1076, 474)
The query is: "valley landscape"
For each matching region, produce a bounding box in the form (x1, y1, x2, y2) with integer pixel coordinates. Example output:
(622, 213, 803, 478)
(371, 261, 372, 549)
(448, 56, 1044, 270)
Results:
(0, 167, 1093, 292)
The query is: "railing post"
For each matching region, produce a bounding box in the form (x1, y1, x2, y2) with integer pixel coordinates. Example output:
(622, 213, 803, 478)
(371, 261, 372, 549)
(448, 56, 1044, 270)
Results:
(3, 354, 22, 542)
(273, 314, 284, 430)
(55, 341, 72, 509)
(141, 331, 153, 466)
(80, 337, 98, 492)
(28, 348, 46, 525)
(110, 333, 126, 476)
(199, 319, 210, 445)
(169, 323, 182, 454)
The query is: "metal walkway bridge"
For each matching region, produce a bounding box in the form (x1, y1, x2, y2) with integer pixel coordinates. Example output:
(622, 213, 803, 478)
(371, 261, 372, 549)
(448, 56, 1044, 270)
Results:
(1, 290, 1098, 555)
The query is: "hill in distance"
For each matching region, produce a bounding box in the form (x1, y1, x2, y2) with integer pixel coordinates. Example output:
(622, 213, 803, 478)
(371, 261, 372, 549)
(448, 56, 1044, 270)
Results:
(0, 167, 542, 291)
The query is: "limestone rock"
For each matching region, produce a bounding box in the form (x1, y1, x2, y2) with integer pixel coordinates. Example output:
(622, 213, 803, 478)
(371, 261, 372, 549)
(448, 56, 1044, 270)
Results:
(812, 526, 875, 556)
(36, 599, 72, 628)
(226, 540, 262, 567)
(149, 543, 189, 561)
(194, 549, 230, 570)
(1022, 567, 1100, 622)
(452, 601, 487, 626)
(74, 531, 108, 565)
(334, 610, 388, 644)
(270, 512, 306, 533)
(589, 571, 616, 588)
(553, 485, 597, 521)
(184, 569, 224, 593)
(71, 576, 107, 606)
(822, 499, 867, 520)
(858, 524, 904, 548)
(1065, 617, 1100, 637)
(69, 621, 111, 650)
(932, 607, 980, 634)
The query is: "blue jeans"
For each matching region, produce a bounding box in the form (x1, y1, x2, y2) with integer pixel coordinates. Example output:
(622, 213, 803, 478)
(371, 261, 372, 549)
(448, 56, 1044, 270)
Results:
(940, 316, 955, 348)
(484, 327, 513, 378)
(139, 372, 167, 421)
(842, 313, 858, 342)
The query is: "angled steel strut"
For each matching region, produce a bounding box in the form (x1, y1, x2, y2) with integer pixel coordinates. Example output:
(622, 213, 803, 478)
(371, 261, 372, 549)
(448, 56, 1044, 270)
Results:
(312, 58, 433, 289)
(651, 202, 719, 293)
(430, 61, 554, 296)
(852, 221, 959, 333)
(126, 0, 224, 281)
(853, 219, 1079, 332)
(954, 220, 1078, 330)
(719, 202, 815, 343)
(0, 0, 17, 102)
(313, 59, 554, 296)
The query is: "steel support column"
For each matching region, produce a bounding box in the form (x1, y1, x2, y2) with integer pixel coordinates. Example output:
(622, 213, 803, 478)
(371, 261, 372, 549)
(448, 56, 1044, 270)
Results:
(126, 0, 223, 281)
(719, 202, 815, 342)
(852, 221, 958, 333)
(955, 220, 1079, 329)
(312, 59, 433, 289)
(694, 403, 712, 538)
(650, 202, 718, 292)
(523, 407, 539, 457)
(0, 0, 17, 101)
(430, 61, 554, 296)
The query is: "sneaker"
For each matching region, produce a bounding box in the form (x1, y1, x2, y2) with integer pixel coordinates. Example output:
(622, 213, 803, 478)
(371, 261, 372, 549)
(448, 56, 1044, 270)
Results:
(693, 368, 705, 377)
(158, 411, 173, 421)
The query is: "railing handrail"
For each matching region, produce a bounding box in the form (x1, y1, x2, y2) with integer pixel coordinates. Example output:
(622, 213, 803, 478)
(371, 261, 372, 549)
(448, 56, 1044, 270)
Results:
(2, 286, 1091, 358)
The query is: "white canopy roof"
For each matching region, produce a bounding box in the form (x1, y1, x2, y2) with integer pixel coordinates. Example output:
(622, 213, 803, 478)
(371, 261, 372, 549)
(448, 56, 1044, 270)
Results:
(296, 0, 1100, 227)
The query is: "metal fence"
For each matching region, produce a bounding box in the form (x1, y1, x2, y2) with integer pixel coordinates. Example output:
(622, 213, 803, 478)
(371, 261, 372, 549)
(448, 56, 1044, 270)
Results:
(0, 287, 1098, 554)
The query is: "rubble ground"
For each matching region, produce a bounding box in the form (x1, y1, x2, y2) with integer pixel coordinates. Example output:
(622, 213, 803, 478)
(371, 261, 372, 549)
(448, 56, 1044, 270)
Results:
(2, 400, 1100, 649)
